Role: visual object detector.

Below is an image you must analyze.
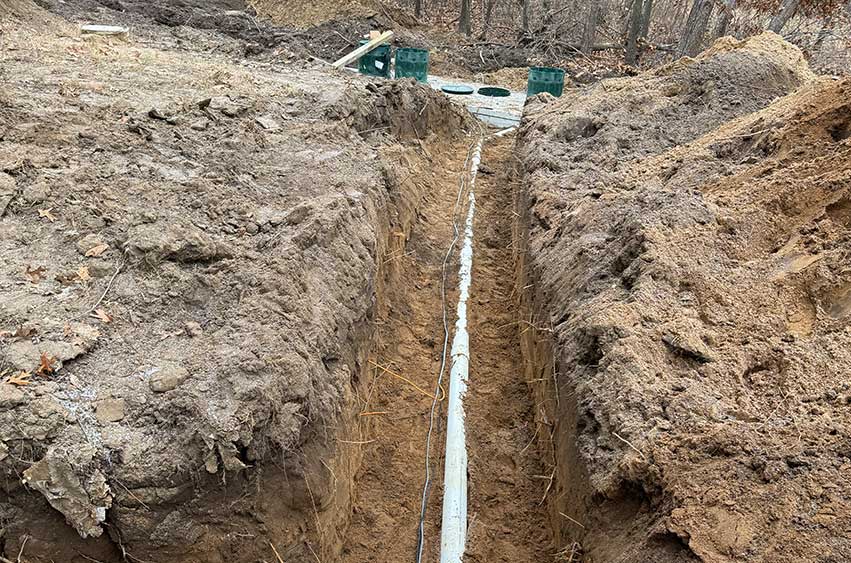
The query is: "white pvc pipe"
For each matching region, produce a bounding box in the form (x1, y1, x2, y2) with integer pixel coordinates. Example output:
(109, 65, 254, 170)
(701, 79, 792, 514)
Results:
(440, 138, 483, 563)
(492, 126, 517, 137)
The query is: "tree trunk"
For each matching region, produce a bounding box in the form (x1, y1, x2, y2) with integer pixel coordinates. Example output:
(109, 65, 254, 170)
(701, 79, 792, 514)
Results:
(414, 0, 422, 19)
(459, 0, 472, 35)
(713, 0, 735, 38)
(625, 0, 643, 65)
(522, 0, 531, 34)
(769, 0, 800, 33)
(677, 0, 713, 57)
(639, 0, 654, 39)
(581, 0, 602, 53)
(483, 0, 496, 37)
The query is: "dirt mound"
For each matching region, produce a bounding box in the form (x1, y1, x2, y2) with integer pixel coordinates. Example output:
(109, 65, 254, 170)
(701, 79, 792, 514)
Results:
(0, 0, 65, 28)
(42, 0, 398, 62)
(516, 33, 850, 562)
(0, 22, 469, 563)
(249, 0, 376, 28)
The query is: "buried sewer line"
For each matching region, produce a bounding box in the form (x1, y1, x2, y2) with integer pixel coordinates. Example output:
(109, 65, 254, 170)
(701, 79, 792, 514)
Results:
(439, 134, 483, 563)
(415, 134, 478, 563)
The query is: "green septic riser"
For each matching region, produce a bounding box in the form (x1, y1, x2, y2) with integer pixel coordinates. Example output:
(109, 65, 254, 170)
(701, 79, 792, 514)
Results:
(358, 41, 392, 78)
(527, 66, 565, 97)
(395, 47, 429, 83)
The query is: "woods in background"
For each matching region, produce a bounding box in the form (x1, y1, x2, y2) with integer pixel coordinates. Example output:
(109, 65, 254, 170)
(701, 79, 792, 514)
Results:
(401, 0, 851, 68)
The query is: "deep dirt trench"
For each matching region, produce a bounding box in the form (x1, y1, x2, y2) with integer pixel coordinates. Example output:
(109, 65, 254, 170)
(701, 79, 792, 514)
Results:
(342, 133, 552, 562)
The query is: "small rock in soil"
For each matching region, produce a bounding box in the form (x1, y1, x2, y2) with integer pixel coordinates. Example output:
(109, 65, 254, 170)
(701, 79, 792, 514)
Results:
(76, 233, 107, 256)
(149, 365, 190, 392)
(255, 115, 280, 131)
(95, 398, 126, 423)
(22, 182, 50, 203)
(184, 321, 203, 337)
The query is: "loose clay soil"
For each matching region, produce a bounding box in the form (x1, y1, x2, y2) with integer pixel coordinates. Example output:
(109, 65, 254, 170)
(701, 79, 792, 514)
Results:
(516, 32, 851, 562)
(0, 3, 473, 562)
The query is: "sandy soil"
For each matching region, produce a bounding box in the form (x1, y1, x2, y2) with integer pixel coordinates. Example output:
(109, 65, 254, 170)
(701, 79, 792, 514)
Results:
(516, 32, 851, 562)
(0, 2, 471, 561)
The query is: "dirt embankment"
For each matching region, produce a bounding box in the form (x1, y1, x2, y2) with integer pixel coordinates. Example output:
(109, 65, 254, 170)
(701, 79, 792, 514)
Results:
(0, 5, 470, 561)
(516, 32, 851, 562)
(37, 0, 396, 62)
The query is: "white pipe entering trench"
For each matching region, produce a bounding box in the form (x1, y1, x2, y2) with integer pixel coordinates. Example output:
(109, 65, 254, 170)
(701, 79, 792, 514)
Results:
(439, 136, 484, 563)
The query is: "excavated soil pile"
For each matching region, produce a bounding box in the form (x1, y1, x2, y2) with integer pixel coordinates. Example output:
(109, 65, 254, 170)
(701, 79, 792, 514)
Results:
(0, 4, 470, 562)
(249, 0, 384, 29)
(517, 32, 851, 562)
(42, 0, 393, 61)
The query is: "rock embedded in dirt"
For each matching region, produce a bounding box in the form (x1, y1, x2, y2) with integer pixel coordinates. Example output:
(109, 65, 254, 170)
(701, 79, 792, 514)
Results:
(124, 221, 230, 263)
(95, 398, 126, 423)
(148, 365, 190, 393)
(76, 233, 107, 255)
(184, 320, 203, 337)
(22, 443, 113, 539)
(22, 181, 50, 203)
(255, 114, 280, 130)
(201, 95, 253, 117)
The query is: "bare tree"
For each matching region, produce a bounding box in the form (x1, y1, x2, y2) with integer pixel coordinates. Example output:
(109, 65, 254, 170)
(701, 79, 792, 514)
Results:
(459, 0, 472, 35)
(713, 0, 736, 38)
(483, 0, 497, 36)
(625, 0, 644, 64)
(639, 0, 654, 39)
(581, 0, 602, 52)
(522, 0, 531, 33)
(678, 0, 714, 56)
(414, 0, 422, 19)
(769, 0, 801, 32)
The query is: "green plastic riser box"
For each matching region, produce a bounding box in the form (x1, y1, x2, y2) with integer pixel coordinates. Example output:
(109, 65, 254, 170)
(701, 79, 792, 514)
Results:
(358, 40, 392, 78)
(527, 66, 565, 97)
(395, 47, 429, 83)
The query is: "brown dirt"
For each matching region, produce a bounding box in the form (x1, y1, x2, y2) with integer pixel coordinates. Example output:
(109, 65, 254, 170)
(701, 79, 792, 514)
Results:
(37, 0, 399, 62)
(516, 32, 851, 562)
(0, 3, 473, 562)
(249, 0, 381, 29)
(464, 136, 552, 562)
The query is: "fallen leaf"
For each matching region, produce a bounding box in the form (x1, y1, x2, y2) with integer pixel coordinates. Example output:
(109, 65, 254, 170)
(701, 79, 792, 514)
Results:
(6, 371, 32, 386)
(13, 326, 35, 338)
(25, 265, 46, 283)
(36, 352, 57, 376)
(77, 265, 92, 282)
(38, 208, 57, 222)
(91, 309, 113, 323)
(85, 243, 109, 257)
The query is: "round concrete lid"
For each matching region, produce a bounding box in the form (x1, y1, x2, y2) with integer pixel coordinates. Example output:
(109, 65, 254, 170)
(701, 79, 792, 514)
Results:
(441, 84, 475, 95)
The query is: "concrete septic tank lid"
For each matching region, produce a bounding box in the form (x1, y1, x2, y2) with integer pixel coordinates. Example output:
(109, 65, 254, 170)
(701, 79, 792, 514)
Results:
(441, 84, 475, 95)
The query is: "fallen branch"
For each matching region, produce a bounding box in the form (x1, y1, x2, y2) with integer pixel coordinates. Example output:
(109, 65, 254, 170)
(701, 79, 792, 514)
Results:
(78, 251, 127, 320)
(612, 431, 648, 461)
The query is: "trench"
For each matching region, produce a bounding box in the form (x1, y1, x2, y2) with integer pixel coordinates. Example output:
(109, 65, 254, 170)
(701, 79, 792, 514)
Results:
(325, 129, 558, 562)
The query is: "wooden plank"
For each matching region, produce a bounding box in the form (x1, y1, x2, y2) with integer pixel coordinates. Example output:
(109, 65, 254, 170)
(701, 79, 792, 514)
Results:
(332, 31, 394, 69)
